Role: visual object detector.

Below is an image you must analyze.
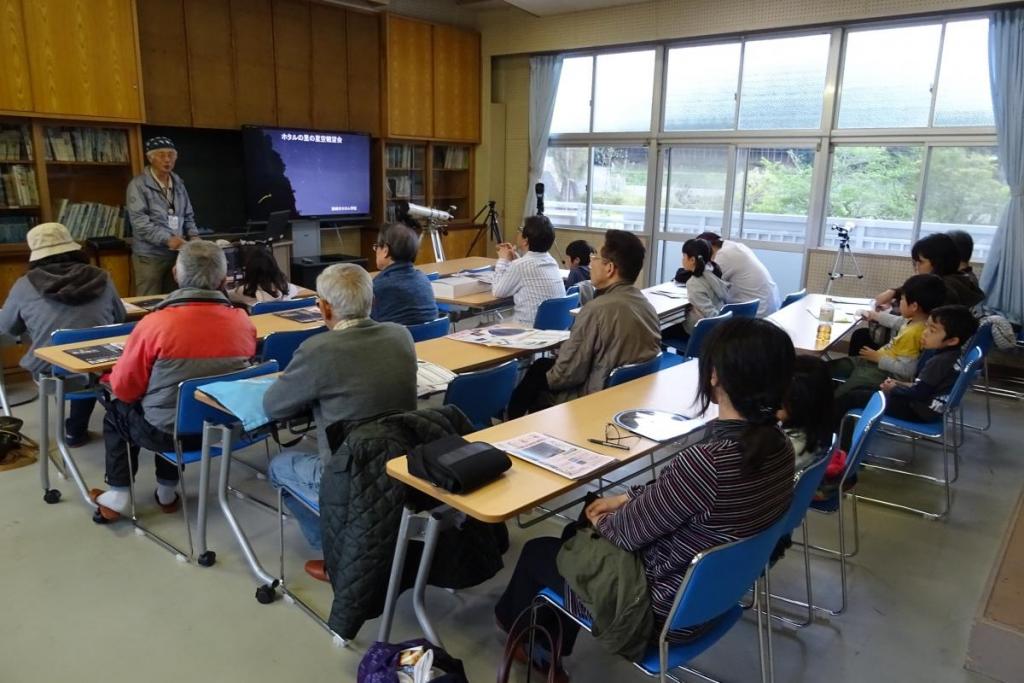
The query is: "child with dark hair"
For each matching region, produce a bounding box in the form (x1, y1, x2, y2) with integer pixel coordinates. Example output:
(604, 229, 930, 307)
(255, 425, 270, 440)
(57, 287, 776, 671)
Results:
(563, 239, 593, 288)
(946, 230, 978, 287)
(679, 238, 729, 335)
(228, 246, 299, 306)
(832, 273, 946, 398)
(779, 355, 835, 469)
(833, 305, 979, 450)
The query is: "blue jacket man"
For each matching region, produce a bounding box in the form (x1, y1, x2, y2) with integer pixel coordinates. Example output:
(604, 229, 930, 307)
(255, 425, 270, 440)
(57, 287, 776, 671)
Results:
(370, 222, 438, 326)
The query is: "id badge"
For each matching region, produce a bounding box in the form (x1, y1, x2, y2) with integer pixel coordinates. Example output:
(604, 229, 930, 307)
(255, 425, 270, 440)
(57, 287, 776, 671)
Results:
(168, 214, 181, 234)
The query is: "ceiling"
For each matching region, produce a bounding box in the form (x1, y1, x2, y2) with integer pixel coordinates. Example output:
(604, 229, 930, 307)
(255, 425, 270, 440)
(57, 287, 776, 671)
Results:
(456, 0, 654, 16)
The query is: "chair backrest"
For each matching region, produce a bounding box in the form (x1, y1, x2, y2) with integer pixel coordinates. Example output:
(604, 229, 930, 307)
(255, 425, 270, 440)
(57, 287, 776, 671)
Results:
(781, 288, 807, 308)
(426, 271, 440, 281)
(533, 293, 580, 331)
(443, 360, 519, 429)
(50, 322, 138, 377)
(968, 323, 993, 356)
(605, 352, 663, 388)
(720, 299, 758, 319)
(844, 391, 887, 474)
(406, 316, 450, 342)
(261, 327, 327, 370)
(250, 298, 316, 315)
(666, 513, 790, 631)
(684, 311, 733, 359)
(566, 283, 580, 296)
(173, 360, 280, 439)
(944, 346, 985, 413)
(783, 445, 833, 534)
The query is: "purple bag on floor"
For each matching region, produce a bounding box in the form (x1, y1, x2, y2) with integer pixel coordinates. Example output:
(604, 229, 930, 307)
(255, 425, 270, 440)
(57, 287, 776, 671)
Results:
(357, 639, 469, 683)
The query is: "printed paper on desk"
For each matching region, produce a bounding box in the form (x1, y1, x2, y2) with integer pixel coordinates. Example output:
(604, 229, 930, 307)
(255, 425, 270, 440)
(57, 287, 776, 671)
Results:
(201, 377, 276, 431)
(447, 327, 570, 350)
(495, 432, 614, 479)
(417, 360, 456, 397)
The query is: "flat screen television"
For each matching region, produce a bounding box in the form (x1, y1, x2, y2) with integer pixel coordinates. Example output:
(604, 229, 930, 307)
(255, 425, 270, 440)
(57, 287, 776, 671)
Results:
(242, 125, 371, 221)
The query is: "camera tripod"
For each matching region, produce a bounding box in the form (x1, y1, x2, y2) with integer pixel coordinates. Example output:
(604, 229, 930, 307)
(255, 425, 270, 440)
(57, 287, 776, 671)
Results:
(825, 225, 864, 296)
(466, 201, 501, 258)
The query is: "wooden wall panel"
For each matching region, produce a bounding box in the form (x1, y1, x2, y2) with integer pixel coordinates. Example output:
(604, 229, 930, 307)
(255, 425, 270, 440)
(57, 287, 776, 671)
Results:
(231, 0, 277, 126)
(385, 15, 434, 138)
(137, 0, 192, 126)
(23, 0, 142, 120)
(184, 0, 236, 128)
(272, 0, 312, 128)
(433, 25, 480, 142)
(346, 10, 381, 137)
(310, 2, 348, 131)
(0, 0, 32, 112)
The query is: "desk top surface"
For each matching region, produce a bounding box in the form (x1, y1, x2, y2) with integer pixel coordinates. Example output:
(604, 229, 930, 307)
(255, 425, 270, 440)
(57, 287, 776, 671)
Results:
(768, 293, 871, 354)
(387, 359, 711, 523)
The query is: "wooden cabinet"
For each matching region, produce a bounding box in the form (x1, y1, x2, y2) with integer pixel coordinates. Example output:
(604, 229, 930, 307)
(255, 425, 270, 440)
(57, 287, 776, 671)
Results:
(21, 0, 142, 121)
(184, 0, 236, 128)
(0, 0, 32, 113)
(272, 0, 312, 128)
(346, 9, 381, 137)
(383, 15, 480, 143)
(310, 2, 349, 131)
(231, 0, 277, 126)
(380, 140, 474, 225)
(137, 0, 192, 126)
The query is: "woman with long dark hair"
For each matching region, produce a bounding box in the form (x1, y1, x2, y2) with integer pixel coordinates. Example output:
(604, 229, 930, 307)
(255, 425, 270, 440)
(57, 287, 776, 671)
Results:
(228, 246, 299, 305)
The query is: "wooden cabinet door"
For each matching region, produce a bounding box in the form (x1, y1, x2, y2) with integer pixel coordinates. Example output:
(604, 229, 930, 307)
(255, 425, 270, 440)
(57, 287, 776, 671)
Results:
(272, 0, 311, 128)
(0, 0, 32, 112)
(346, 9, 380, 137)
(184, 0, 236, 128)
(385, 15, 433, 138)
(432, 25, 480, 143)
(231, 0, 277, 126)
(23, 0, 142, 120)
(310, 2, 348, 131)
(137, 0, 192, 126)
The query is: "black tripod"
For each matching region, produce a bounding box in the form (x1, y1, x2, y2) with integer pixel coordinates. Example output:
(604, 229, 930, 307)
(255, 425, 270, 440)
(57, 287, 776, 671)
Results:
(466, 200, 501, 257)
(825, 224, 864, 296)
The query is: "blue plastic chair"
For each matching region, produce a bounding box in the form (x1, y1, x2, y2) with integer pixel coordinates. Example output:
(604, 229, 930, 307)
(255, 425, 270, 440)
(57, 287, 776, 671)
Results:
(807, 391, 887, 615)
(781, 289, 807, 308)
(657, 352, 686, 372)
(406, 316, 450, 342)
(566, 283, 580, 296)
(854, 346, 984, 521)
(605, 352, 664, 388)
(443, 360, 519, 430)
(535, 512, 791, 683)
(251, 298, 316, 315)
(261, 327, 327, 370)
(963, 323, 993, 432)
(663, 311, 733, 359)
(721, 299, 759, 319)
(533, 293, 580, 331)
(136, 361, 280, 564)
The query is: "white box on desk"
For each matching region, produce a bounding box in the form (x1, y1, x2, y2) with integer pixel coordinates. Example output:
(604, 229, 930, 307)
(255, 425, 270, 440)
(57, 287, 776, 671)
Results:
(432, 276, 490, 298)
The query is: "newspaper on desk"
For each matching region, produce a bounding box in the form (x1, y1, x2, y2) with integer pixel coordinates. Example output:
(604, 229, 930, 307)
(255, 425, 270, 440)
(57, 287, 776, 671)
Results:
(644, 282, 688, 300)
(459, 269, 494, 286)
(417, 360, 456, 397)
(495, 432, 614, 479)
(448, 327, 570, 350)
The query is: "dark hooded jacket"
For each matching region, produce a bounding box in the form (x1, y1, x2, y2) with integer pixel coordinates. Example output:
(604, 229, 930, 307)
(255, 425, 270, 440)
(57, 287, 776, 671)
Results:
(0, 259, 126, 376)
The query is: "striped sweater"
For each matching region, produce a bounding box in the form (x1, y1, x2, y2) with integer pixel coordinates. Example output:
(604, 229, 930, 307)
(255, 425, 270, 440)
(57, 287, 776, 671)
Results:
(594, 419, 794, 640)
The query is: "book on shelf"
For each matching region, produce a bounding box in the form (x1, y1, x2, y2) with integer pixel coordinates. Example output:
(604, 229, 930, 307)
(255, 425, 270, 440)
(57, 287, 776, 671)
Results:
(439, 146, 468, 170)
(0, 165, 39, 207)
(44, 127, 129, 163)
(386, 144, 424, 169)
(0, 215, 34, 244)
(0, 124, 32, 161)
(54, 199, 126, 240)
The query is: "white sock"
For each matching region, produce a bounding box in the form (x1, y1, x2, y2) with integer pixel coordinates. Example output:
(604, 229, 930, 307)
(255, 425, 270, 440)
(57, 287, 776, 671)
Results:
(97, 488, 130, 514)
(156, 483, 178, 506)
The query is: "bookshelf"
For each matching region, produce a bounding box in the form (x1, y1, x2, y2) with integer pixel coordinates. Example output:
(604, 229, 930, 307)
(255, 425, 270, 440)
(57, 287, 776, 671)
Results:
(0, 121, 40, 243)
(431, 144, 471, 222)
(379, 140, 474, 225)
(384, 142, 427, 223)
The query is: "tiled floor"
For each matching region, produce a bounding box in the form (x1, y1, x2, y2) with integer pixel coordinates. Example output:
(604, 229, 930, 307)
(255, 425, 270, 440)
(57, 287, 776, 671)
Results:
(0, 380, 1020, 683)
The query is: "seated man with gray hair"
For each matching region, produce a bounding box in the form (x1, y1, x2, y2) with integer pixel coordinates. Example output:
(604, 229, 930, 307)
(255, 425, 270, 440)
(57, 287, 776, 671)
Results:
(265, 263, 418, 580)
(370, 221, 438, 325)
(92, 240, 257, 520)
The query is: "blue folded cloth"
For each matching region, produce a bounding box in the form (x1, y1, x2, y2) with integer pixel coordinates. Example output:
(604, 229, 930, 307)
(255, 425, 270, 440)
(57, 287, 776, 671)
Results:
(201, 377, 276, 431)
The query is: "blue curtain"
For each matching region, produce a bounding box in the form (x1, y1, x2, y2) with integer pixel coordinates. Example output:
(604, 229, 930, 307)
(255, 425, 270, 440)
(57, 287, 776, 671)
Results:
(981, 9, 1024, 324)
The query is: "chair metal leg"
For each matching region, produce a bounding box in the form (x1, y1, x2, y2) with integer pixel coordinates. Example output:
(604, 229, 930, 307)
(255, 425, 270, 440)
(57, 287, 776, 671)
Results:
(962, 360, 992, 432)
(174, 450, 196, 561)
(379, 507, 415, 643)
(763, 567, 776, 683)
(0, 371, 11, 417)
(763, 520, 817, 628)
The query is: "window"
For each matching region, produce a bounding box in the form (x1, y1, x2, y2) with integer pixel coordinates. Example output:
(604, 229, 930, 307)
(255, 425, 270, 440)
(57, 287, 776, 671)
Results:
(542, 147, 589, 227)
(825, 146, 924, 252)
(661, 146, 730, 233)
(591, 147, 648, 231)
(934, 20, 995, 127)
(593, 51, 656, 132)
(738, 34, 831, 130)
(732, 147, 816, 244)
(664, 43, 741, 131)
(919, 146, 1006, 260)
(550, 57, 593, 134)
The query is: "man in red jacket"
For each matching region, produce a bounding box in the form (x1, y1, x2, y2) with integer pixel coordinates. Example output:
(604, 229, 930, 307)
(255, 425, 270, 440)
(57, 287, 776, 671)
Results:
(92, 240, 256, 520)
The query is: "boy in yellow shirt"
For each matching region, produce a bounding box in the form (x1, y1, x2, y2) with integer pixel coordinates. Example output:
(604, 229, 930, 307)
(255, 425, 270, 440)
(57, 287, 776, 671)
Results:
(831, 273, 946, 398)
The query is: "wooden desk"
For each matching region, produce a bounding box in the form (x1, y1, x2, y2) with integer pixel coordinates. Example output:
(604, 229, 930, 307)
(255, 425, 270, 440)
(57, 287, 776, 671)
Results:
(412, 257, 570, 310)
(387, 359, 710, 523)
(416, 336, 545, 373)
(768, 293, 871, 354)
(643, 281, 690, 327)
(416, 257, 495, 277)
(122, 289, 317, 320)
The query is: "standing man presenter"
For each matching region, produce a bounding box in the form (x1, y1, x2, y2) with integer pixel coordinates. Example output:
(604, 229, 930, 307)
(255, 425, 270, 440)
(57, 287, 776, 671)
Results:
(126, 137, 199, 295)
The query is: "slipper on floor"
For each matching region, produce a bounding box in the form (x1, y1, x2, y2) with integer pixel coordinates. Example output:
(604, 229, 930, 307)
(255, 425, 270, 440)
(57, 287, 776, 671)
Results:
(89, 488, 121, 521)
(154, 490, 181, 514)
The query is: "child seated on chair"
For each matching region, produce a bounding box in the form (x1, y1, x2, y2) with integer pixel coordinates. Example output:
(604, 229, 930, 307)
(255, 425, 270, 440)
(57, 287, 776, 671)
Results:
(661, 238, 729, 345)
(830, 273, 945, 399)
(779, 355, 835, 470)
(563, 239, 593, 288)
(832, 305, 978, 452)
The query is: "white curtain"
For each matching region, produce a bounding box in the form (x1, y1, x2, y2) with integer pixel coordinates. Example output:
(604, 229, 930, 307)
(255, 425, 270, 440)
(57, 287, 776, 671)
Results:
(521, 55, 564, 226)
